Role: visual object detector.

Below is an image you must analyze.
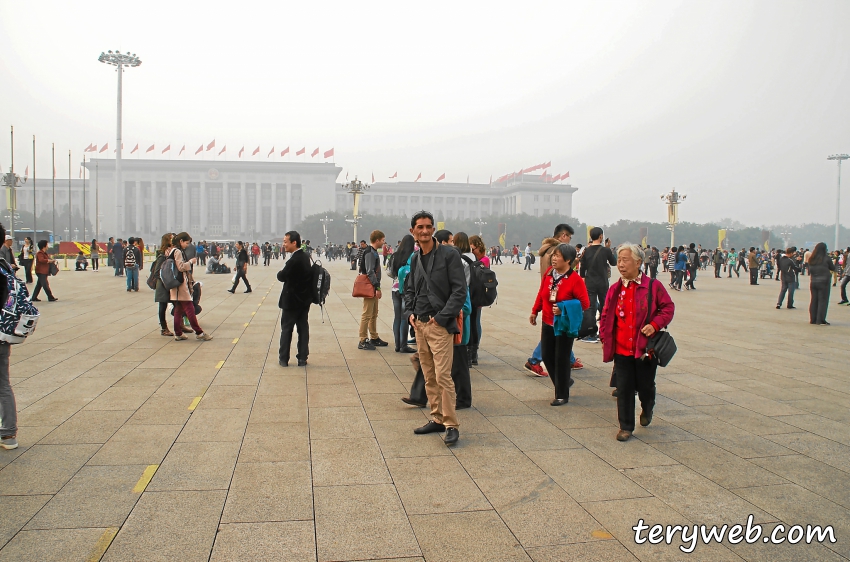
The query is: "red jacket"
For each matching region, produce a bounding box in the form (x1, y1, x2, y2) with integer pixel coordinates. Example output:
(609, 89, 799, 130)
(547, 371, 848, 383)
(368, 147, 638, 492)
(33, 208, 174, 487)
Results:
(532, 267, 590, 327)
(35, 250, 50, 275)
(599, 275, 675, 362)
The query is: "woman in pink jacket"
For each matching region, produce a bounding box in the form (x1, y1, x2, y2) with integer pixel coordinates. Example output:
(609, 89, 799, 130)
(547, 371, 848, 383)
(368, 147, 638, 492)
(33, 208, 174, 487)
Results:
(169, 232, 213, 342)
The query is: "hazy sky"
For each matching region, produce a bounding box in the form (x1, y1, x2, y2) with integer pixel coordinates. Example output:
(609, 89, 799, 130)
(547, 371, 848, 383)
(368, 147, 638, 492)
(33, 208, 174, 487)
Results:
(1, 0, 848, 227)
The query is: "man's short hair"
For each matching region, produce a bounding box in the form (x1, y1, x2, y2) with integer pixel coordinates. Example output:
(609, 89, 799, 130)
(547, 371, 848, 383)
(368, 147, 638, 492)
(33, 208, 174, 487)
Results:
(589, 227, 603, 241)
(689, 243, 696, 249)
(410, 210, 434, 229)
(434, 230, 453, 244)
(370, 230, 385, 244)
(285, 231, 301, 246)
(553, 224, 574, 238)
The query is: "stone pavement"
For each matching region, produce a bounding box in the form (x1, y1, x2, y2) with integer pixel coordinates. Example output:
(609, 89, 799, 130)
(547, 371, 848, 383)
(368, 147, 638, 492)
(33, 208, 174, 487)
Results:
(0, 257, 848, 561)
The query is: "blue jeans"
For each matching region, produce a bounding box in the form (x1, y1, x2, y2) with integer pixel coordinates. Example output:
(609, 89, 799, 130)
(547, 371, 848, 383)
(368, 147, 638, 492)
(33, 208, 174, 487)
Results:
(530, 341, 575, 365)
(0, 345, 15, 438)
(391, 290, 407, 350)
(125, 266, 139, 290)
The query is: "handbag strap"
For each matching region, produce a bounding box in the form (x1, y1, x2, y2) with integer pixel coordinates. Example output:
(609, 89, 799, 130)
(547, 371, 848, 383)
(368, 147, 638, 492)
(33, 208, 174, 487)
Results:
(645, 278, 654, 328)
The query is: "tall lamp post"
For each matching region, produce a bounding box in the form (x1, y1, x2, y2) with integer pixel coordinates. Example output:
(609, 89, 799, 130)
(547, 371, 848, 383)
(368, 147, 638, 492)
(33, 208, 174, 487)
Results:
(827, 154, 849, 250)
(319, 215, 333, 246)
(474, 218, 487, 237)
(661, 189, 686, 248)
(3, 126, 21, 240)
(98, 50, 142, 233)
(342, 176, 369, 242)
(780, 230, 792, 249)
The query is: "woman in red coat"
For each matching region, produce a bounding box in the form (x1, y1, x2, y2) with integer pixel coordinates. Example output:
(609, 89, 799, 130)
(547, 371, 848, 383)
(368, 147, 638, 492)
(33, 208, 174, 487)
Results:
(599, 243, 675, 442)
(530, 244, 589, 406)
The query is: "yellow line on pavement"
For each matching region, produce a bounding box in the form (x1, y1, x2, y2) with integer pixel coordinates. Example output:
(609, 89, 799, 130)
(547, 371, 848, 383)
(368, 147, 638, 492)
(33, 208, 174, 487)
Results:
(232, 337, 239, 344)
(133, 464, 159, 493)
(244, 323, 249, 327)
(251, 311, 256, 316)
(215, 360, 225, 369)
(188, 396, 202, 410)
(86, 527, 119, 562)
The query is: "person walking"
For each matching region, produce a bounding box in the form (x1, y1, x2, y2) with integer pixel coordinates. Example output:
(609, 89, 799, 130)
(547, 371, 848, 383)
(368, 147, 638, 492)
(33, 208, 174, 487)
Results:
(684, 243, 699, 290)
(579, 227, 616, 343)
(20, 237, 34, 283)
(169, 232, 212, 341)
(358, 230, 388, 350)
(113, 238, 124, 276)
(807, 242, 834, 325)
(277, 231, 312, 367)
(647, 246, 659, 279)
(600, 243, 675, 442)
(468, 234, 490, 365)
(838, 248, 850, 305)
(524, 242, 533, 270)
(713, 247, 724, 278)
(777, 247, 800, 309)
(31, 240, 58, 302)
(152, 234, 175, 336)
(89, 239, 100, 272)
(404, 211, 467, 446)
(124, 237, 141, 291)
(672, 246, 687, 291)
(390, 235, 416, 353)
(530, 243, 589, 406)
(0, 236, 18, 273)
(748, 247, 759, 285)
(228, 241, 252, 293)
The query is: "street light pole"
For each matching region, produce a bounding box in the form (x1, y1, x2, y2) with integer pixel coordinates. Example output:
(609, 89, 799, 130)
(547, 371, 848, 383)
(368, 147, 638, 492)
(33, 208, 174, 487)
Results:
(319, 215, 333, 246)
(474, 218, 487, 237)
(661, 189, 686, 248)
(343, 176, 369, 242)
(99, 50, 142, 234)
(828, 154, 849, 250)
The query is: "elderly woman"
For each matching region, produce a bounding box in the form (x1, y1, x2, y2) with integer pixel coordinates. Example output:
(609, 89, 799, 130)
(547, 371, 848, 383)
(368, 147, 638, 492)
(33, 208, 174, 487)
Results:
(169, 232, 212, 341)
(600, 243, 675, 441)
(530, 244, 589, 406)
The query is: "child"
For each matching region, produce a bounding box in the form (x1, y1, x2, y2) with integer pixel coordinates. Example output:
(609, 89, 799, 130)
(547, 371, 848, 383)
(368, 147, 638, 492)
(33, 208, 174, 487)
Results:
(75, 251, 88, 271)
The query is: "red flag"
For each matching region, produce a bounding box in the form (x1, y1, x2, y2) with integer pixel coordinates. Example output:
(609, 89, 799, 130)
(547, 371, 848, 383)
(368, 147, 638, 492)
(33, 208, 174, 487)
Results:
(389, 171, 397, 179)
(268, 146, 275, 157)
(130, 143, 139, 154)
(84, 143, 92, 152)
(551, 173, 560, 182)
(90, 145, 98, 153)
(296, 147, 305, 156)
(252, 146, 260, 156)
(238, 146, 244, 158)
(146, 144, 155, 153)
(281, 147, 289, 157)
(99, 144, 108, 153)
(324, 148, 334, 159)
(162, 145, 171, 154)
(206, 139, 215, 151)
(24, 165, 28, 178)
(436, 173, 445, 182)
(179, 145, 186, 155)
(562, 171, 569, 179)
(414, 173, 422, 182)
(311, 147, 319, 157)
(219, 145, 227, 156)
(371, 172, 375, 183)
(195, 144, 203, 155)
(543, 161, 551, 169)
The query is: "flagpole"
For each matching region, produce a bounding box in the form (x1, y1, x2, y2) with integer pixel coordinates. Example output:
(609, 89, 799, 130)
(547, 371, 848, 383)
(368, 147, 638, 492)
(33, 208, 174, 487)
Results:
(32, 135, 36, 239)
(68, 150, 71, 242)
(52, 144, 55, 245)
(83, 153, 87, 243)
(96, 160, 99, 239)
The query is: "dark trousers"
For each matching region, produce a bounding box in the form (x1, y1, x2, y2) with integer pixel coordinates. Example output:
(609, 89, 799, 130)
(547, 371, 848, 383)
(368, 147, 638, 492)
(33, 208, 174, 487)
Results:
(840, 276, 850, 302)
(158, 302, 171, 330)
(32, 273, 54, 300)
(714, 263, 721, 277)
(21, 259, 33, 283)
(408, 346, 471, 407)
(685, 266, 697, 288)
(585, 279, 608, 325)
(540, 323, 574, 401)
(280, 307, 309, 363)
(469, 306, 481, 347)
(750, 268, 759, 285)
(91, 257, 99, 271)
(809, 283, 830, 324)
(174, 301, 202, 335)
(232, 268, 251, 291)
(778, 280, 796, 308)
(392, 291, 406, 351)
(728, 263, 739, 277)
(614, 354, 657, 431)
(648, 264, 657, 279)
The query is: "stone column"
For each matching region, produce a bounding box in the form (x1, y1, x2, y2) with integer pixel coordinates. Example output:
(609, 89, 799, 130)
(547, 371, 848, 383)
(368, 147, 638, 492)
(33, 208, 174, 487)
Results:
(286, 183, 292, 232)
(200, 182, 208, 235)
(255, 184, 263, 236)
(166, 181, 174, 232)
(133, 180, 142, 234)
(240, 182, 247, 237)
(150, 181, 158, 233)
(271, 183, 278, 236)
(222, 182, 230, 237)
(182, 182, 190, 231)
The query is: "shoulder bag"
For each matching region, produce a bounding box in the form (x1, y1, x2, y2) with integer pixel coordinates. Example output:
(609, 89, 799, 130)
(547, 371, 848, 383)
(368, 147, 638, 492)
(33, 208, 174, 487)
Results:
(352, 249, 376, 298)
(645, 279, 676, 367)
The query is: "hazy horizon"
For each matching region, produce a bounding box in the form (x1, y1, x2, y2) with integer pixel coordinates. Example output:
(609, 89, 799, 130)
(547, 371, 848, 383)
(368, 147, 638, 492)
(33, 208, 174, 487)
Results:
(2, 0, 848, 228)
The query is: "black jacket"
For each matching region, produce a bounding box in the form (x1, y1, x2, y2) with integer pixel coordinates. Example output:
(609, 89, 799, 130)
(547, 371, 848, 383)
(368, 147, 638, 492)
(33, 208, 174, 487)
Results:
(277, 249, 313, 311)
(778, 255, 800, 282)
(580, 245, 615, 284)
(403, 244, 467, 333)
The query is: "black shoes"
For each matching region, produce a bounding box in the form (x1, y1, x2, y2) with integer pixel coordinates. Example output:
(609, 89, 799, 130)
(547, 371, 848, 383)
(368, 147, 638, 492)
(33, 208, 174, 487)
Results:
(358, 340, 376, 350)
(414, 421, 445, 434)
(550, 398, 568, 406)
(279, 360, 288, 367)
(401, 397, 426, 407)
(48, 298, 58, 302)
(640, 409, 653, 427)
(297, 359, 308, 366)
(444, 427, 459, 445)
(244, 289, 252, 293)
(456, 404, 471, 410)
(32, 298, 41, 302)
(368, 338, 389, 347)
(399, 346, 417, 353)
(227, 289, 235, 294)
(776, 305, 781, 309)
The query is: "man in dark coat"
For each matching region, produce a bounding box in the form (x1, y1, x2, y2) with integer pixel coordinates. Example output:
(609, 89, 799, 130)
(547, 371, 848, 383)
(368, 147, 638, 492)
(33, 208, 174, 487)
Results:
(113, 239, 124, 276)
(278, 231, 313, 367)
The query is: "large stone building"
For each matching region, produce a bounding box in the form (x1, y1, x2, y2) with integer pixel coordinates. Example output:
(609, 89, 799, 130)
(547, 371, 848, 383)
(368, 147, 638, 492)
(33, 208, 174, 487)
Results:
(8, 159, 578, 241)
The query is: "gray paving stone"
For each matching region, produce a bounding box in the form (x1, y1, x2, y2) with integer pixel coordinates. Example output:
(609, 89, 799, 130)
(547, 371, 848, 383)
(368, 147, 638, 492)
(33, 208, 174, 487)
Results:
(221, 461, 313, 523)
(146, 440, 240, 491)
(311, 437, 391, 486)
(0, 527, 112, 562)
(0, 495, 51, 549)
(40, 409, 134, 445)
(211, 521, 316, 562)
(0, 444, 99, 494)
(409, 511, 531, 561)
(387, 455, 491, 514)
(177, 407, 249, 442)
(88, 423, 182, 466)
(239, 422, 311, 462)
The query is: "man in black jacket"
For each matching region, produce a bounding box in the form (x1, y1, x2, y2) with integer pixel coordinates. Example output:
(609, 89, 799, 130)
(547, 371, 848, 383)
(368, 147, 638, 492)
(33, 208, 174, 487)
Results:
(579, 227, 615, 343)
(278, 231, 312, 367)
(403, 211, 467, 445)
(776, 246, 801, 309)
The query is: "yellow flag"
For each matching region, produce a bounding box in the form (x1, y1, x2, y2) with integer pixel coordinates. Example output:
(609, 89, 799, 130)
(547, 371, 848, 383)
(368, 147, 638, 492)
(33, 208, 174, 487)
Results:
(718, 229, 726, 249)
(437, 221, 445, 231)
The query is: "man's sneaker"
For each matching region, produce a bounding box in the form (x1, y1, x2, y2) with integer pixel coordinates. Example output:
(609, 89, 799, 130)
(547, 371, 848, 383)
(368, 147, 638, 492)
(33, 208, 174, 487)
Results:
(368, 338, 389, 347)
(0, 436, 18, 450)
(196, 332, 213, 341)
(571, 359, 584, 370)
(524, 361, 548, 377)
(581, 336, 599, 344)
(358, 340, 376, 350)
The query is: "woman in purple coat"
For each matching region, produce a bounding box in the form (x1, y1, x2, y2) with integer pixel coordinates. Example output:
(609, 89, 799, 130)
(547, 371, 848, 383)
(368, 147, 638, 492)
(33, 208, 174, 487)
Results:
(599, 243, 675, 442)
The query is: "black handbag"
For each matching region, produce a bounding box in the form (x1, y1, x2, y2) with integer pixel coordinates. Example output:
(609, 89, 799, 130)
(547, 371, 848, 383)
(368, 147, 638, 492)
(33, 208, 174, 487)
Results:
(577, 307, 597, 338)
(645, 279, 676, 367)
(48, 262, 59, 276)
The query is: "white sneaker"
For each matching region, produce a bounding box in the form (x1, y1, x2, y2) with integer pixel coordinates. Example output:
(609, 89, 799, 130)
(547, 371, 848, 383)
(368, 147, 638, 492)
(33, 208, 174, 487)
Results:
(1, 436, 18, 450)
(196, 332, 213, 341)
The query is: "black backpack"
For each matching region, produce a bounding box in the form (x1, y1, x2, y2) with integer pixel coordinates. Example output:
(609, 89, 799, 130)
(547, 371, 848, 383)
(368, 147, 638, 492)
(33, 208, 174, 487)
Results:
(310, 259, 331, 308)
(160, 248, 184, 290)
(461, 255, 498, 307)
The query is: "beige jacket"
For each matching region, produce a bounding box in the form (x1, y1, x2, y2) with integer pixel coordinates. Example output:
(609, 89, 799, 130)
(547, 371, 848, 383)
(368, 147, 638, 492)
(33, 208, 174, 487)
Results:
(538, 237, 560, 277)
(168, 247, 194, 301)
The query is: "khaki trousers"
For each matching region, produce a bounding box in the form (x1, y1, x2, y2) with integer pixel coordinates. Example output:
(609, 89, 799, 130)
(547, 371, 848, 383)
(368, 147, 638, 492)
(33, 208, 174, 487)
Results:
(359, 297, 380, 342)
(416, 319, 458, 429)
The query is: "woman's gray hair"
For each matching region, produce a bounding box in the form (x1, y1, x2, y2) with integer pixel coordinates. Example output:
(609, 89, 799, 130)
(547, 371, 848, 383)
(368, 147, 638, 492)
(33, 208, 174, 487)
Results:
(616, 243, 645, 263)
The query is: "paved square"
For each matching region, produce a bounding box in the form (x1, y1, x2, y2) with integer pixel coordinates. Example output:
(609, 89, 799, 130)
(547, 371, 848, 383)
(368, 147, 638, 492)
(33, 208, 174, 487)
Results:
(1, 259, 848, 561)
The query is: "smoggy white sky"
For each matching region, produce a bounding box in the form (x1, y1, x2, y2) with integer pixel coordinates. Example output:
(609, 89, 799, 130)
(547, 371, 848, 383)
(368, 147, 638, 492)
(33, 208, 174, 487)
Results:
(1, 0, 848, 227)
